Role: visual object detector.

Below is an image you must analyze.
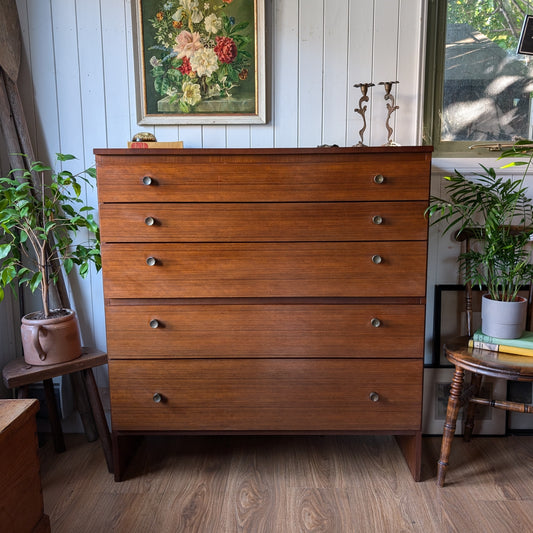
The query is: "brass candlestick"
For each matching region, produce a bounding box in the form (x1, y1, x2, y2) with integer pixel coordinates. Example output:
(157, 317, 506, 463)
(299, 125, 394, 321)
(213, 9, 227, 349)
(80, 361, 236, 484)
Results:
(353, 82, 374, 147)
(379, 81, 399, 146)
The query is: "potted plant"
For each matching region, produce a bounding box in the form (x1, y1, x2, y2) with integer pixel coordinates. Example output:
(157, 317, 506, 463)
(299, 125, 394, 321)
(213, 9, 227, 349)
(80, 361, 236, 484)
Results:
(0, 153, 101, 365)
(426, 145, 533, 339)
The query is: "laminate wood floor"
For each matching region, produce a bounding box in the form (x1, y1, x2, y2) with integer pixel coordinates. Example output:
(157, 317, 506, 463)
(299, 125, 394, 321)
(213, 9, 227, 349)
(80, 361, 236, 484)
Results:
(38, 434, 533, 533)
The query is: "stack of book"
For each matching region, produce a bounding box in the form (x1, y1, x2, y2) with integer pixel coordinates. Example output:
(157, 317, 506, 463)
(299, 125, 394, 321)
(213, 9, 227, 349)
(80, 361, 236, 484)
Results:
(469, 329, 533, 357)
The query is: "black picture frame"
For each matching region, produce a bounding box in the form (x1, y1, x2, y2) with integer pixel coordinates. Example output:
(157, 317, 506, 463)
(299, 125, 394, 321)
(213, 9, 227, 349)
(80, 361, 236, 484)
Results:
(518, 15, 533, 55)
(432, 284, 531, 367)
(432, 284, 481, 367)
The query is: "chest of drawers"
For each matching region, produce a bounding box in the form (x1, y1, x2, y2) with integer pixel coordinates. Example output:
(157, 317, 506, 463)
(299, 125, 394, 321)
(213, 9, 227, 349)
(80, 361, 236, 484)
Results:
(95, 146, 432, 481)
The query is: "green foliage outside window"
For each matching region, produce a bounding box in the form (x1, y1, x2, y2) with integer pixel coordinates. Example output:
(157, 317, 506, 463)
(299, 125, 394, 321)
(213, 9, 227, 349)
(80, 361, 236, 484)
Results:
(448, 0, 531, 52)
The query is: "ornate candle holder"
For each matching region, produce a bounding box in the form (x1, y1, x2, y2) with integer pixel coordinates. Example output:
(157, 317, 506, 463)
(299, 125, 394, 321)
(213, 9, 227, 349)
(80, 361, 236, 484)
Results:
(353, 82, 374, 147)
(379, 81, 399, 146)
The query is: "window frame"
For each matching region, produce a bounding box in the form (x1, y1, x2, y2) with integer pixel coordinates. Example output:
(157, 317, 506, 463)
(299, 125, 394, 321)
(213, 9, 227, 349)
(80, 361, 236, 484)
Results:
(423, 0, 531, 158)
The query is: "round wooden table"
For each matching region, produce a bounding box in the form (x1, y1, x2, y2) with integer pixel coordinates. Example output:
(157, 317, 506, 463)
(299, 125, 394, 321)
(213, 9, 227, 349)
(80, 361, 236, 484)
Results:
(436, 338, 533, 487)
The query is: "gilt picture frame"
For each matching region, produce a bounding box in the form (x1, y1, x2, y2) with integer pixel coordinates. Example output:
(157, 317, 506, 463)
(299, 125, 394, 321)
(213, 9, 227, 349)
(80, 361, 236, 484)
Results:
(133, 0, 266, 124)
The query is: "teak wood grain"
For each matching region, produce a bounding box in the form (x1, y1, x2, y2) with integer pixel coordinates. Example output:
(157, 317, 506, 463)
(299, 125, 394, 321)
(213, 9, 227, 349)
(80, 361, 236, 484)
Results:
(109, 358, 422, 432)
(101, 241, 427, 299)
(99, 201, 428, 243)
(95, 146, 432, 482)
(104, 303, 425, 358)
(95, 147, 431, 203)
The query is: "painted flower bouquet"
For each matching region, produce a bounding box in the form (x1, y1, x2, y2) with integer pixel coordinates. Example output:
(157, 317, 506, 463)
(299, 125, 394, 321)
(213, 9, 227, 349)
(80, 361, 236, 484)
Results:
(148, 0, 254, 113)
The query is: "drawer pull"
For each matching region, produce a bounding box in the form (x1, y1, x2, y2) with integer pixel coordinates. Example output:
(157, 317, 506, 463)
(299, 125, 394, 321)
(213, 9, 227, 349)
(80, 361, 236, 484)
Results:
(370, 318, 381, 328)
(142, 176, 154, 186)
(149, 319, 160, 329)
(144, 216, 156, 226)
(369, 392, 380, 402)
(153, 393, 163, 403)
(373, 174, 385, 184)
(146, 256, 157, 266)
(371, 254, 382, 264)
(372, 215, 383, 225)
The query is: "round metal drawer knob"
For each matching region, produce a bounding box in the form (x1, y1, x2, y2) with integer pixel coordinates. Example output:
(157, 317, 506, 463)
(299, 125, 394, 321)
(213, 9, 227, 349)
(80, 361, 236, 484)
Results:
(149, 319, 160, 329)
(373, 174, 385, 184)
(371, 318, 381, 328)
(372, 215, 383, 225)
(369, 392, 380, 402)
(153, 393, 163, 403)
(371, 254, 383, 264)
(145, 216, 156, 226)
(146, 256, 157, 266)
(142, 176, 153, 186)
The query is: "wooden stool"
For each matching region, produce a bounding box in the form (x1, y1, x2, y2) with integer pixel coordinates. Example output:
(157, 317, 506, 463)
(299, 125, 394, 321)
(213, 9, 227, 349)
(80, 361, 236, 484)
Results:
(437, 339, 533, 486)
(2, 347, 113, 473)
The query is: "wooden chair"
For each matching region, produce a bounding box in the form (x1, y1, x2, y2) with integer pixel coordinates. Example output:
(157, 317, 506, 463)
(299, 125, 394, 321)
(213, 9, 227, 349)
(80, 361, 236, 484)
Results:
(2, 347, 113, 474)
(436, 231, 533, 486)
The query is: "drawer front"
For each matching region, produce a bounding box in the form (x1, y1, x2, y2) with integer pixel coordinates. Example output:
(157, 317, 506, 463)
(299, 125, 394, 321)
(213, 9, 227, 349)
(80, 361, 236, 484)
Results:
(99, 202, 428, 243)
(101, 242, 427, 298)
(109, 358, 422, 431)
(105, 303, 425, 358)
(96, 152, 430, 203)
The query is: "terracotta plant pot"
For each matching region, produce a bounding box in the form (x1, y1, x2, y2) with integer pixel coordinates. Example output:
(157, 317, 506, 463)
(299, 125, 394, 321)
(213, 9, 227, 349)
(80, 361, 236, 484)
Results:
(481, 294, 528, 339)
(21, 308, 82, 366)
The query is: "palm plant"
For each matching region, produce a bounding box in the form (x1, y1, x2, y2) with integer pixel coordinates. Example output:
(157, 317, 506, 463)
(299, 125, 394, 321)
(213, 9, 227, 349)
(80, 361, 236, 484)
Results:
(426, 155, 533, 302)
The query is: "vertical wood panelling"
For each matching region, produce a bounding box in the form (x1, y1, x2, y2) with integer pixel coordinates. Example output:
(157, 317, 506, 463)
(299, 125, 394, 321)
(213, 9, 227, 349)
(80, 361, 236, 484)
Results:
(15, 0, 37, 153)
(273, 0, 299, 147)
(298, 0, 324, 148)
(397, 0, 425, 145)
(250, 0, 274, 148)
(51, 0, 83, 156)
(226, 124, 251, 148)
(203, 124, 228, 147)
(101, 0, 135, 147)
(125, 0, 143, 139)
(179, 124, 203, 147)
(26, 0, 59, 157)
(346, 1, 375, 146)
(69, 0, 107, 352)
(370, 0, 400, 147)
(323, 0, 349, 146)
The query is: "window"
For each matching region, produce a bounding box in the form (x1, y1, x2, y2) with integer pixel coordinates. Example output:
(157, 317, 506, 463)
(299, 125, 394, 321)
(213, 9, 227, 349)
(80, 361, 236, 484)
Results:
(424, 0, 533, 156)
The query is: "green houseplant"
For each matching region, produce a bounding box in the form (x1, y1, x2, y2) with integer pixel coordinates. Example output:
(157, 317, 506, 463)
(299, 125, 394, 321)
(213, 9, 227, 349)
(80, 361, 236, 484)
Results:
(0, 153, 101, 364)
(426, 143, 533, 338)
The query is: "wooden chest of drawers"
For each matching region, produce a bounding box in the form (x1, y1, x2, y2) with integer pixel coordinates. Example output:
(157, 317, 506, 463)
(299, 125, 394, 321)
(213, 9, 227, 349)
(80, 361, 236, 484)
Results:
(95, 146, 432, 481)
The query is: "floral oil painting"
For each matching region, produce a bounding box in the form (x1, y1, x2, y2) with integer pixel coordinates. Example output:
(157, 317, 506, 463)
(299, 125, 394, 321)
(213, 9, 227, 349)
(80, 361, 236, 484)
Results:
(134, 0, 265, 124)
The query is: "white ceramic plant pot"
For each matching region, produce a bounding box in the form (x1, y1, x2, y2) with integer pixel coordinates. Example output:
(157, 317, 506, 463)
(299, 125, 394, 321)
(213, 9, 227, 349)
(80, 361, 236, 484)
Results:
(481, 294, 528, 339)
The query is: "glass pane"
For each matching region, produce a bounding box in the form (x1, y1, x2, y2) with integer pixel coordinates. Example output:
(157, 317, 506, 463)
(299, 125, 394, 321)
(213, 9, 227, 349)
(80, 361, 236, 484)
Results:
(442, 1, 533, 142)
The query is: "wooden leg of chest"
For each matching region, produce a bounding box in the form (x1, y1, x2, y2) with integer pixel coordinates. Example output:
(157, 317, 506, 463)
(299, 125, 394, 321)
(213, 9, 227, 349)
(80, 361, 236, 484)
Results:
(395, 432, 422, 481)
(112, 432, 143, 482)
